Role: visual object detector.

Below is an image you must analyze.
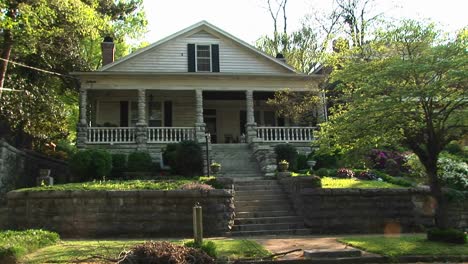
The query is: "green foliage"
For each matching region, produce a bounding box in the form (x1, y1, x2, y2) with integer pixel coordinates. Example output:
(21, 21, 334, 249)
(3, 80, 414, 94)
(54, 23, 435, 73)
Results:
(18, 177, 223, 192)
(313, 152, 338, 169)
(0, 229, 59, 262)
(321, 177, 403, 188)
(274, 144, 298, 171)
(427, 228, 467, 244)
(127, 152, 152, 172)
(315, 168, 330, 177)
(110, 154, 127, 178)
(69, 149, 112, 181)
(184, 240, 218, 258)
(174, 141, 203, 177)
(373, 171, 414, 187)
(438, 156, 468, 191)
(444, 141, 464, 156)
(296, 154, 309, 171)
(405, 153, 426, 178)
(339, 234, 468, 257)
(384, 159, 400, 176)
(162, 143, 178, 172)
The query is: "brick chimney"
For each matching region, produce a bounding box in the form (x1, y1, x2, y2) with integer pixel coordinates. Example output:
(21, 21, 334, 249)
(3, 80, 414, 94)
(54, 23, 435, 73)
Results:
(101, 36, 115, 66)
(276, 53, 286, 63)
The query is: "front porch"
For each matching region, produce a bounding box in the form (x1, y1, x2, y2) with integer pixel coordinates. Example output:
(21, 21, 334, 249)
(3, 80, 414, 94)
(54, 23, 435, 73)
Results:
(76, 89, 320, 147)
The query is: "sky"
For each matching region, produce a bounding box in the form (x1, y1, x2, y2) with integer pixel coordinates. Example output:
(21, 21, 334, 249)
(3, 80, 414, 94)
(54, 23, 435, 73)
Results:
(142, 0, 467, 45)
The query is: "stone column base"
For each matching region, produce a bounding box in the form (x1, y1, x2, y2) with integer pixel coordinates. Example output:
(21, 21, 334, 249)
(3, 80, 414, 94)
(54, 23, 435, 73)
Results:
(76, 123, 88, 148)
(135, 124, 148, 151)
(245, 123, 257, 143)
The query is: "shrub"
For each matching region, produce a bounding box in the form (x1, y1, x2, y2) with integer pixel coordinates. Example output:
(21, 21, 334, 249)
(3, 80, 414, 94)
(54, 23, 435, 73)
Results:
(296, 154, 309, 171)
(180, 182, 214, 191)
(315, 168, 329, 177)
(69, 149, 112, 181)
(336, 168, 355, 178)
(111, 154, 127, 178)
(313, 152, 338, 169)
(0, 229, 60, 263)
(427, 228, 467, 244)
(175, 140, 203, 177)
(199, 176, 223, 189)
(163, 143, 178, 170)
(310, 175, 322, 188)
(385, 159, 400, 176)
(56, 140, 77, 156)
(274, 144, 298, 171)
(444, 141, 463, 156)
(127, 151, 152, 172)
(368, 149, 407, 173)
(373, 171, 414, 187)
(184, 240, 218, 258)
(405, 153, 426, 178)
(357, 170, 378, 180)
(438, 156, 468, 191)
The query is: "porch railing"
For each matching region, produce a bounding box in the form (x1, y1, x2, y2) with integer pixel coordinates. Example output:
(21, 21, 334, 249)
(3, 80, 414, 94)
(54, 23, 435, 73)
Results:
(147, 127, 195, 143)
(257, 127, 317, 142)
(87, 127, 136, 144)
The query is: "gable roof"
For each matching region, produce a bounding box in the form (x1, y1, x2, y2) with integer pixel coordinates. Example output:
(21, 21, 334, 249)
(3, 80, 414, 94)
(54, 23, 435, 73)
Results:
(99, 20, 299, 74)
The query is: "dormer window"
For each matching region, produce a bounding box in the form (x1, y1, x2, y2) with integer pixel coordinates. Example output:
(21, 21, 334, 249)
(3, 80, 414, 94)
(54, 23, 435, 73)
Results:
(196, 45, 211, 72)
(188, 44, 219, 72)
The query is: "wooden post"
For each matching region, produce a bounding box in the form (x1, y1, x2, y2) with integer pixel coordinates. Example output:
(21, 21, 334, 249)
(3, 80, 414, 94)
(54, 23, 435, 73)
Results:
(193, 203, 203, 246)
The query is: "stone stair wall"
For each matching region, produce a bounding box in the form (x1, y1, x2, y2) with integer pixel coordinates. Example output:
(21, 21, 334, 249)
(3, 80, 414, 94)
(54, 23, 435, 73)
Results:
(210, 144, 262, 179)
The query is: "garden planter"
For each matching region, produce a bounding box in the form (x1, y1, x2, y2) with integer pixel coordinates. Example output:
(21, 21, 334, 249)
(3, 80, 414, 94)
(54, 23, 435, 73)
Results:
(39, 169, 51, 177)
(210, 165, 221, 174)
(278, 163, 289, 172)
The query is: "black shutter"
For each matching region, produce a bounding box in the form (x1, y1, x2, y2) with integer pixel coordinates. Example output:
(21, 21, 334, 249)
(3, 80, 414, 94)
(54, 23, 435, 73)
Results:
(120, 101, 129, 127)
(211, 44, 219, 72)
(187, 44, 195, 72)
(164, 101, 172, 127)
(277, 116, 285, 126)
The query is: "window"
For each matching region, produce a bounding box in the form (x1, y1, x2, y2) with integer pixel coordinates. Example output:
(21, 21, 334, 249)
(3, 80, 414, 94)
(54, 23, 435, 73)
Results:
(148, 101, 162, 127)
(196, 45, 211, 72)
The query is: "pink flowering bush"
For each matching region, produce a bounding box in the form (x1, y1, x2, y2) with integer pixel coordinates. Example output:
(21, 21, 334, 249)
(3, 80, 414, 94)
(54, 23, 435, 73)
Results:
(336, 168, 355, 178)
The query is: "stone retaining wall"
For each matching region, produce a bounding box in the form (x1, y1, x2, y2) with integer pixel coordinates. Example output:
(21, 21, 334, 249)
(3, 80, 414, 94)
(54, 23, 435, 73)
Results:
(0, 139, 71, 205)
(280, 178, 468, 233)
(6, 189, 234, 238)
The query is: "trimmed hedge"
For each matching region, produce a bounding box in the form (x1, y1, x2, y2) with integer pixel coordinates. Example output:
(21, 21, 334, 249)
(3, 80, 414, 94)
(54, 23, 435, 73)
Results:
(127, 151, 152, 172)
(111, 154, 127, 178)
(69, 149, 112, 181)
(175, 141, 203, 177)
(427, 228, 467, 244)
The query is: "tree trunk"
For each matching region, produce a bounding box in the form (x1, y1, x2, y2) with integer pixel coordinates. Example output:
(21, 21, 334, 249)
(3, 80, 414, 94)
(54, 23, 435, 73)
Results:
(0, 29, 13, 97)
(426, 157, 450, 229)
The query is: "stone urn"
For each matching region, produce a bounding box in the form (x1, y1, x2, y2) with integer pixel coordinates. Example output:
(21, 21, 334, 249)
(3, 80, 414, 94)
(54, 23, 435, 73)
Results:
(210, 163, 221, 174)
(39, 169, 51, 177)
(37, 169, 53, 186)
(278, 161, 289, 172)
(307, 160, 317, 172)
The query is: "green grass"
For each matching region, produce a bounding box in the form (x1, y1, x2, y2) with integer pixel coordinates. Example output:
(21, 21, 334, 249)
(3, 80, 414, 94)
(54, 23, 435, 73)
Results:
(339, 234, 468, 257)
(17, 176, 219, 192)
(0, 230, 60, 262)
(322, 177, 403, 188)
(22, 239, 270, 263)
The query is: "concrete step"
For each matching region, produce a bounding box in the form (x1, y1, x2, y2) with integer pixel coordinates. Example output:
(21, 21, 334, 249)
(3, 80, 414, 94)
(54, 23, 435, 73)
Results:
(234, 199, 291, 208)
(234, 185, 282, 191)
(230, 228, 311, 237)
(235, 204, 292, 212)
(235, 180, 278, 186)
(232, 222, 304, 232)
(232, 177, 266, 182)
(236, 210, 296, 218)
(235, 190, 281, 196)
(304, 249, 362, 259)
(234, 216, 303, 225)
(235, 194, 288, 201)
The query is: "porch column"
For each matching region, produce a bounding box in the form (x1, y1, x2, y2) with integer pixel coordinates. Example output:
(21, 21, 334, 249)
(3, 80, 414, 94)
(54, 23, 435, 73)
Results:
(135, 88, 147, 150)
(76, 88, 88, 148)
(195, 89, 206, 143)
(245, 90, 257, 143)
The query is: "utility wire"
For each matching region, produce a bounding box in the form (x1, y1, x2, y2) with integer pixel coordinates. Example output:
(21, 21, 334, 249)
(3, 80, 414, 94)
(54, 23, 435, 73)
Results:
(0, 57, 78, 79)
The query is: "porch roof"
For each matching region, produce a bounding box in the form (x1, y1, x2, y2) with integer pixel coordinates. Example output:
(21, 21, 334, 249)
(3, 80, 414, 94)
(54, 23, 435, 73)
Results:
(70, 71, 323, 81)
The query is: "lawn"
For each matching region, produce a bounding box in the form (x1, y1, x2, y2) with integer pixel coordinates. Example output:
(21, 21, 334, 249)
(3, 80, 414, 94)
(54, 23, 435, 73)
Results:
(17, 176, 218, 192)
(22, 239, 270, 263)
(321, 177, 403, 188)
(0, 230, 60, 262)
(339, 234, 468, 257)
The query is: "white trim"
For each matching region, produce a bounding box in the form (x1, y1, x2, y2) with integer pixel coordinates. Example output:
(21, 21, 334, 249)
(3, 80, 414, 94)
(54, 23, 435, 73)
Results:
(97, 20, 298, 73)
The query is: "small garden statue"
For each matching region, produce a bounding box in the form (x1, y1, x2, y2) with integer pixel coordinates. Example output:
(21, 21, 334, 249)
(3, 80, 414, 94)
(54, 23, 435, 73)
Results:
(210, 161, 221, 174)
(36, 168, 54, 186)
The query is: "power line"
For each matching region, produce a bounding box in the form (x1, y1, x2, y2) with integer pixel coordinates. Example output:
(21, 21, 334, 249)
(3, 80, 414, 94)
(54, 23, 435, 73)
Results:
(0, 57, 78, 79)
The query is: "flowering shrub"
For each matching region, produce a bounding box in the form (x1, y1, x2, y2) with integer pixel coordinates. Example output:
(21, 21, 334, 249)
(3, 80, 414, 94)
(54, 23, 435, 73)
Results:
(438, 157, 468, 191)
(180, 183, 214, 191)
(368, 149, 407, 173)
(336, 168, 355, 178)
(357, 170, 378, 180)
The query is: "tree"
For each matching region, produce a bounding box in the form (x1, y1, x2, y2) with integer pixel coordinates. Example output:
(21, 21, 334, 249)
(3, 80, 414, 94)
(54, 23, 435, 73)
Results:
(324, 20, 467, 228)
(0, 0, 147, 148)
